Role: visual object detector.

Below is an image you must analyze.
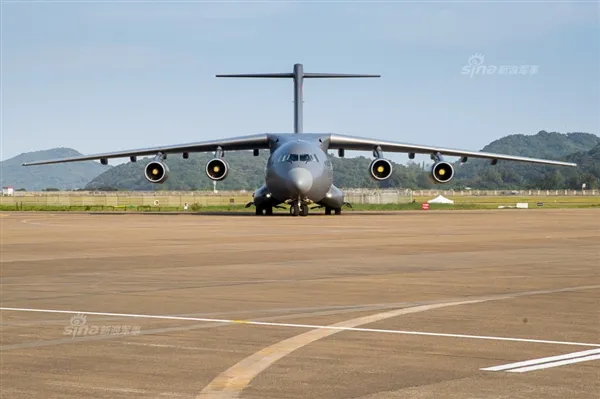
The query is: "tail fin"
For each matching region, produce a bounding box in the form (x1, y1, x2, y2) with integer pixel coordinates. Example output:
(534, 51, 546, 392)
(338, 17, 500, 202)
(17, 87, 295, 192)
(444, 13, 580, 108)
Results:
(216, 64, 380, 133)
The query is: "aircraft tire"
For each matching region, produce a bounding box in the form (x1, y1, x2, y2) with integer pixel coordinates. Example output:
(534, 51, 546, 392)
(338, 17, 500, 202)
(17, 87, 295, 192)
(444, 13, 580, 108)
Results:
(300, 204, 308, 217)
(255, 207, 263, 216)
(334, 208, 342, 215)
(265, 207, 273, 215)
(324, 207, 332, 215)
(290, 203, 300, 216)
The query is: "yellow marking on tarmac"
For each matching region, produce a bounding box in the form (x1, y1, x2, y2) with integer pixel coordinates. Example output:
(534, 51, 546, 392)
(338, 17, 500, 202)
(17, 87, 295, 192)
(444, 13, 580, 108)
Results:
(197, 299, 484, 398)
(0, 214, 9, 217)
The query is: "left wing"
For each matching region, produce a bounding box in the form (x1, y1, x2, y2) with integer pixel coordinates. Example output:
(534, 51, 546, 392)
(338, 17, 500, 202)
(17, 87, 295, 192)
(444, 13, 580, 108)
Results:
(22, 134, 270, 166)
(328, 134, 577, 167)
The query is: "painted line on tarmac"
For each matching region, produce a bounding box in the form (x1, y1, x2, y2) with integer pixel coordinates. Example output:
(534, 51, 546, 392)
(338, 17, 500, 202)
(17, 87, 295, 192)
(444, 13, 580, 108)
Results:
(481, 348, 600, 373)
(197, 285, 600, 398)
(2, 306, 599, 349)
(198, 300, 481, 398)
(507, 354, 600, 373)
(0, 302, 415, 351)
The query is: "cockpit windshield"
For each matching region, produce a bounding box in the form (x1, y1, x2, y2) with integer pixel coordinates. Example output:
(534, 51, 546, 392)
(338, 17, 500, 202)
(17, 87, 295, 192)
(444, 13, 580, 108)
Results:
(278, 154, 320, 162)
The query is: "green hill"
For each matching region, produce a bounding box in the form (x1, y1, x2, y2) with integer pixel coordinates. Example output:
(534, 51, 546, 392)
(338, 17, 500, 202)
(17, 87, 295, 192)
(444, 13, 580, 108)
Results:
(1, 148, 112, 191)
(561, 143, 600, 189)
(450, 131, 600, 189)
(479, 131, 598, 159)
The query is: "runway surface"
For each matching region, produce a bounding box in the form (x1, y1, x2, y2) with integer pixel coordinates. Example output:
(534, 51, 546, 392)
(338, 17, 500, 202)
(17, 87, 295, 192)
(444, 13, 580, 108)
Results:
(1, 210, 599, 398)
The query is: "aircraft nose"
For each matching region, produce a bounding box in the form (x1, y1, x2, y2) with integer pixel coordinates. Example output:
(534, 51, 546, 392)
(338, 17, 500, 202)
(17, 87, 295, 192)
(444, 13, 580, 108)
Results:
(288, 167, 313, 195)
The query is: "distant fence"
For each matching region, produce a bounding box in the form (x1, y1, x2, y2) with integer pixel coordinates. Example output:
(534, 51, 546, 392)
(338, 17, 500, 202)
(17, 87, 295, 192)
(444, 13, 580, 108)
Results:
(1, 189, 598, 208)
(412, 189, 599, 197)
(0, 189, 414, 207)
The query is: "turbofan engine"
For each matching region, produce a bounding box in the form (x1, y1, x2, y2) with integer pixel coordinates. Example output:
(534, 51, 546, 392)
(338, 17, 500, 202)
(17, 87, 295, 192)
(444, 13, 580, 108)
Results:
(431, 161, 454, 183)
(144, 161, 169, 184)
(369, 158, 393, 180)
(205, 158, 229, 181)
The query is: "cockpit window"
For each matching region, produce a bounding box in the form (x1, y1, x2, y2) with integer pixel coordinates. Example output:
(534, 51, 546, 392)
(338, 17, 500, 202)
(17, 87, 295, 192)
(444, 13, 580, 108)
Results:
(278, 153, 319, 162)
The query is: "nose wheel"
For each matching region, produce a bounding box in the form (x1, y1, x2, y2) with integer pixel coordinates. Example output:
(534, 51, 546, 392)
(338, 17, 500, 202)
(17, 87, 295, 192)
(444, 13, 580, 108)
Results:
(289, 201, 308, 217)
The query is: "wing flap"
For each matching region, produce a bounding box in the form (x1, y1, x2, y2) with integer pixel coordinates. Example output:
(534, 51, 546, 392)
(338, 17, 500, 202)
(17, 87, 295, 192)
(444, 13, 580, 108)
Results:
(22, 134, 271, 166)
(328, 134, 577, 167)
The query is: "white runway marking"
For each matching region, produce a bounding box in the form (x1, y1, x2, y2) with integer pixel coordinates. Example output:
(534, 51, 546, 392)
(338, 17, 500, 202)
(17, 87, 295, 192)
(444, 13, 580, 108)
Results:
(507, 354, 600, 373)
(2, 306, 600, 349)
(481, 348, 600, 373)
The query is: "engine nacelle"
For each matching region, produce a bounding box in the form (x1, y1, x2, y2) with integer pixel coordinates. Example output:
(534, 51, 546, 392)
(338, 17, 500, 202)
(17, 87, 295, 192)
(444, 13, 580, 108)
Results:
(206, 158, 229, 181)
(369, 158, 393, 180)
(430, 161, 454, 183)
(144, 161, 169, 184)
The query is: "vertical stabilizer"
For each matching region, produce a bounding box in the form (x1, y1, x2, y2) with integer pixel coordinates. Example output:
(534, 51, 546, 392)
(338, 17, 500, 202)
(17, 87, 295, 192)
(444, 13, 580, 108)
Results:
(216, 63, 380, 133)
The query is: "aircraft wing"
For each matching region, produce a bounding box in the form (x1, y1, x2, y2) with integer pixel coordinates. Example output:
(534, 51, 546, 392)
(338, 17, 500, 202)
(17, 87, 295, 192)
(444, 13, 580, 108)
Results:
(22, 134, 270, 166)
(328, 134, 577, 167)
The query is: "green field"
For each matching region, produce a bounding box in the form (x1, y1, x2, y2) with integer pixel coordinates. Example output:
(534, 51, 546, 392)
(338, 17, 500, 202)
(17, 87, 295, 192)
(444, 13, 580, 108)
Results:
(2, 195, 599, 213)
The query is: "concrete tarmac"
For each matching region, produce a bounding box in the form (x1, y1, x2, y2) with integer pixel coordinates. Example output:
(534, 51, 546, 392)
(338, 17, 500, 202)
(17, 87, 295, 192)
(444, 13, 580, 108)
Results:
(1, 209, 598, 398)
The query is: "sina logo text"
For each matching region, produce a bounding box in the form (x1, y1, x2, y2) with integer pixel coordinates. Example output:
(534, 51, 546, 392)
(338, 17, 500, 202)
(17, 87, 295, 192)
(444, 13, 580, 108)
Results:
(64, 314, 89, 338)
(63, 313, 141, 338)
(461, 54, 539, 77)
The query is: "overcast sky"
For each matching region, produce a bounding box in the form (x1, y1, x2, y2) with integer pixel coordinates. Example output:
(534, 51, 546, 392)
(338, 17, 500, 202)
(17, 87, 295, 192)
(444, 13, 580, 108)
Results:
(2, 1, 599, 164)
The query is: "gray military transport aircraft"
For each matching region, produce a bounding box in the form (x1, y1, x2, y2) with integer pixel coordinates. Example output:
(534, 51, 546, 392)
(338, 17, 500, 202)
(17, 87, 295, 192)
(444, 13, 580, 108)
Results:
(23, 63, 577, 216)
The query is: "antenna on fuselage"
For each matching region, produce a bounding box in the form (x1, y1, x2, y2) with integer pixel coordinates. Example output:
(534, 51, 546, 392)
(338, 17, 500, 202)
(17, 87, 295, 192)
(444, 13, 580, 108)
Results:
(216, 63, 380, 134)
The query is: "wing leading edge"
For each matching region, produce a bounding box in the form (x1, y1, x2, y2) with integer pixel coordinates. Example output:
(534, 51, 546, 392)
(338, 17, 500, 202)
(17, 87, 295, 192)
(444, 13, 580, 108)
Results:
(21, 134, 271, 166)
(328, 134, 577, 167)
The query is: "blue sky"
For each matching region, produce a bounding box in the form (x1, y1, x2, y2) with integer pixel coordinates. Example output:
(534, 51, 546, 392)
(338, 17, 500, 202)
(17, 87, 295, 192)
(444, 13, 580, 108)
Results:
(2, 1, 599, 165)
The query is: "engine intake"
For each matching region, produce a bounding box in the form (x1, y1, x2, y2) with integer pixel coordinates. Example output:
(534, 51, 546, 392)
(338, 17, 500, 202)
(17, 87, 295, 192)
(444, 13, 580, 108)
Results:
(431, 161, 454, 183)
(144, 161, 169, 184)
(369, 158, 393, 180)
(206, 158, 229, 181)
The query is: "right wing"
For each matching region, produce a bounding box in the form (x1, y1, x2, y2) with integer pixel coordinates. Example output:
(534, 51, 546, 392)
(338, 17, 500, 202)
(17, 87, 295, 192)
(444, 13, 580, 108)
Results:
(328, 134, 578, 167)
(22, 134, 270, 166)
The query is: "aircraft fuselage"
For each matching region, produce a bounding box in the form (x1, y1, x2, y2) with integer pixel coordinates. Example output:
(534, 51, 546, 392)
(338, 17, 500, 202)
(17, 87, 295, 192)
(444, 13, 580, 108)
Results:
(252, 134, 345, 215)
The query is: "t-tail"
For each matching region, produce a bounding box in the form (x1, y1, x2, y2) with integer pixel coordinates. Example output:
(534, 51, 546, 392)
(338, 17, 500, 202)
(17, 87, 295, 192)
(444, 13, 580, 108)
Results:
(216, 63, 380, 133)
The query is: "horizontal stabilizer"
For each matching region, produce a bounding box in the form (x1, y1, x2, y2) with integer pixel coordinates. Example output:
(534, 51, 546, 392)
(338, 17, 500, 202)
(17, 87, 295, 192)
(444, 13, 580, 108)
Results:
(216, 73, 294, 78)
(304, 73, 380, 78)
(216, 73, 380, 79)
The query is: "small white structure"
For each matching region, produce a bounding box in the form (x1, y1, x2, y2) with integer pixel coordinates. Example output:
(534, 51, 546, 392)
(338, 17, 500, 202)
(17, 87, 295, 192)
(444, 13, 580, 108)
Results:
(427, 195, 454, 204)
(2, 186, 14, 196)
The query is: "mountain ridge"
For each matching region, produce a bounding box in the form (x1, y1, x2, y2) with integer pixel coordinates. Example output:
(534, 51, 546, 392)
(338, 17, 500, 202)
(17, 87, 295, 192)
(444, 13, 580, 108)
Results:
(1, 148, 112, 191)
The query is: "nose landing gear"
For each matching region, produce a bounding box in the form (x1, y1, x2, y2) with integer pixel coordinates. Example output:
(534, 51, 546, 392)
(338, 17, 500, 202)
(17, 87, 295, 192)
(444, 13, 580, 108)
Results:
(289, 201, 309, 217)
